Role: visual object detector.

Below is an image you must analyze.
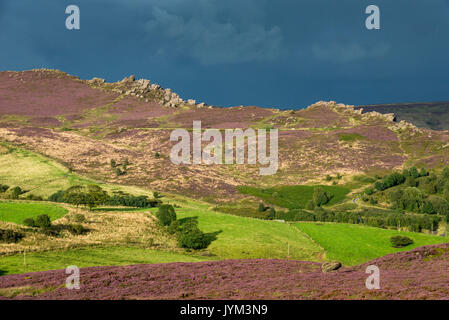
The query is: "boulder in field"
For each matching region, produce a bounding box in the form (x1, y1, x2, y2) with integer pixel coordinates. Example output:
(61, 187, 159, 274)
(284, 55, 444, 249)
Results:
(321, 261, 342, 273)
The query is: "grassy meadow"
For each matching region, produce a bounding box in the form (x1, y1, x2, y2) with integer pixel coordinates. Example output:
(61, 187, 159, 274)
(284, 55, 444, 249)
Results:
(295, 222, 449, 265)
(0, 246, 211, 275)
(166, 202, 325, 261)
(0, 143, 153, 198)
(0, 201, 67, 225)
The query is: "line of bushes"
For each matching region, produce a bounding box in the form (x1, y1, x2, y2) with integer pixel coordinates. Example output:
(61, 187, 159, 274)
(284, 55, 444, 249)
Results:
(278, 207, 440, 233)
(48, 185, 160, 209)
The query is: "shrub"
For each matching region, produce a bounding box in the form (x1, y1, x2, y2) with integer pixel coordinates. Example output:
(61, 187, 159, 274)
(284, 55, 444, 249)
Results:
(374, 181, 387, 191)
(306, 200, 315, 210)
(48, 190, 66, 203)
(409, 167, 420, 179)
(364, 187, 375, 196)
(0, 184, 9, 193)
(265, 207, 276, 220)
(258, 203, 267, 212)
(156, 205, 177, 226)
(23, 218, 36, 227)
(167, 220, 180, 234)
(0, 229, 24, 243)
(25, 194, 43, 201)
(68, 224, 86, 235)
(35, 214, 51, 229)
(177, 224, 212, 250)
(4, 186, 22, 199)
(71, 214, 86, 223)
(325, 175, 332, 181)
(390, 236, 414, 248)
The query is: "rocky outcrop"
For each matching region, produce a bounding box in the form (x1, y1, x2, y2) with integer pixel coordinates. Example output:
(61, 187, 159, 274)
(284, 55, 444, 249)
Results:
(94, 74, 205, 109)
(321, 261, 342, 273)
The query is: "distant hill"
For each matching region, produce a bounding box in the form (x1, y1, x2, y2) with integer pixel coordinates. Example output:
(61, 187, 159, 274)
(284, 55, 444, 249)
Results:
(355, 102, 449, 131)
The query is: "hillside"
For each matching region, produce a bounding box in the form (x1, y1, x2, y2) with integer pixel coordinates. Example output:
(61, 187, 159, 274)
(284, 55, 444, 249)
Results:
(1, 69, 449, 203)
(1, 243, 449, 300)
(355, 102, 449, 131)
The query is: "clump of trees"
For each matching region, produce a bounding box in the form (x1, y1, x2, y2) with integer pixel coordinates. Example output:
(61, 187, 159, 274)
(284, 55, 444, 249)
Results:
(48, 185, 159, 209)
(155, 205, 215, 250)
(110, 158, 129, 176)
(24, 214, 51, 229)
(280, 207, 439, 233)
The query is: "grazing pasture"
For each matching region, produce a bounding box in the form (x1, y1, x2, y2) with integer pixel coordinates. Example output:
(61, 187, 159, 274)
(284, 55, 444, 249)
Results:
(295, 222, 448, 265)
(0, 201, 67, 225)
(0, 246, 210, 275)
(170, 203, 325, 261)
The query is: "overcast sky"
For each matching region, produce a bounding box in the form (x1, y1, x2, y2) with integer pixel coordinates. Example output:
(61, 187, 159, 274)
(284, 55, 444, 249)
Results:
(1, 0, 448, 109)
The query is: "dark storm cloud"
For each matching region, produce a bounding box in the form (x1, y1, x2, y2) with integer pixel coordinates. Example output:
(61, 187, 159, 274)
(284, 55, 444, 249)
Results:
(0, 0, 448, 108)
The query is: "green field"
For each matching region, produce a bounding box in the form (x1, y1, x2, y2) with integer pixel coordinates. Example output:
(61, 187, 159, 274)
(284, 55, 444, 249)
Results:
(0, 144, 153, 198)
(0, 201, 68, 225)
(168, 203, 324, 261)
(237, 185, 350, 209)
(0, 246, 211, 275)
(295, 222, 449, 265)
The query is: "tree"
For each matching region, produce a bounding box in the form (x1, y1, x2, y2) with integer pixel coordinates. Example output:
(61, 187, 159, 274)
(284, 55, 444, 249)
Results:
(35, 214, 51, 229)
(153, 191, 164, 199)
(177, 219, 212, 250)
(420, 168, 428, 177)
(258, 203, 267, 212)
(428, 196, 449, 216)
(389, 189, 404, 209)
(110, 159, 116, 168)
(85, 185, 109, 210)
(409, 167, 420, 179)
(64, 185, 87, 207)
(123, 158, 129, 170)
(313, 187, 330, 207)
(374, 181, 387, 191)
(422, 201, 436, 214)
(402, 187, 424, 211)
(157, 204, 177, 226)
